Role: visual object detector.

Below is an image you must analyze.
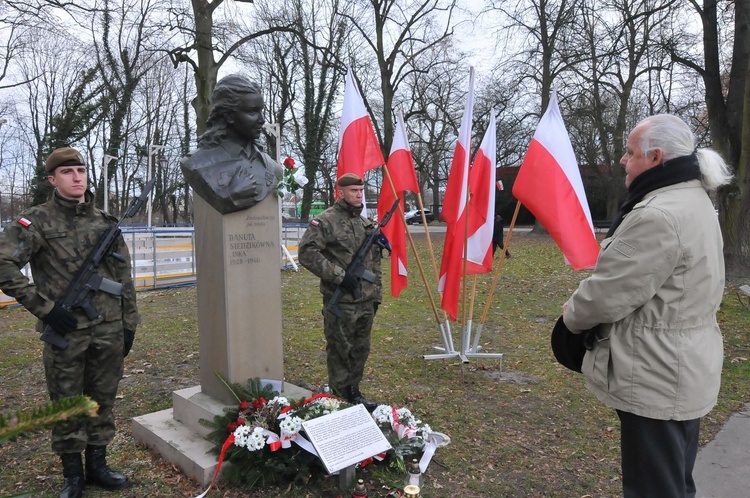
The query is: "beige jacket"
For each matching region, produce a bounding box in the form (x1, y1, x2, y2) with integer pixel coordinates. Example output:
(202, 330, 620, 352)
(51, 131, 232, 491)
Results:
(564, 180, 724, 421)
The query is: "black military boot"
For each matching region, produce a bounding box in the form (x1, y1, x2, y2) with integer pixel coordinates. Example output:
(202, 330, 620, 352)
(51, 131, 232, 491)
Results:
(85, 445, 130, 490)
(59, 453, 84, 498)
(349, 384, 378, 412)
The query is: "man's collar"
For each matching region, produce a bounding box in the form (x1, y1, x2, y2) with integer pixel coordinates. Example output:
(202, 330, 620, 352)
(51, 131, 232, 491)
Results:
(336, 198, 363, 216)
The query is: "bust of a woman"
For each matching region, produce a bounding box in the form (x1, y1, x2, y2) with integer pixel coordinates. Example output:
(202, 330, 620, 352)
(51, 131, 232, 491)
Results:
(180, 74, 283, 214)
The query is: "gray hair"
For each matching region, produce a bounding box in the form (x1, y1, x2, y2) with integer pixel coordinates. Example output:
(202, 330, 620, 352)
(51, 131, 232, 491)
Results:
(637, 114, 733, 191)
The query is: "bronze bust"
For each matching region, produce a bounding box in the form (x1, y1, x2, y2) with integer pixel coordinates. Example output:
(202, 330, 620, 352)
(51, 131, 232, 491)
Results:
(181, 74, 283, 214)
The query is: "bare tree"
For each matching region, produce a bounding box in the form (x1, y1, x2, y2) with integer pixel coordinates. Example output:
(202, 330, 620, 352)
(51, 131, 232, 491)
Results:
(667, 0, 750, 271)
(404, 46, 466, 213)
(166, 0, 296, 136)
(572, 0, 676, 219)
(340, 0, 458, 157)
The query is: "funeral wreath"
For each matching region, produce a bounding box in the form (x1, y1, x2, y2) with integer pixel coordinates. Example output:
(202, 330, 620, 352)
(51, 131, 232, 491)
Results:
(200, 377, 450, 490)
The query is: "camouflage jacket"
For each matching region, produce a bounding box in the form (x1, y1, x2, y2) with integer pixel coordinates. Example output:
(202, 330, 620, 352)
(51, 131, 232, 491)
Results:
(0, 191, 139, 332)
(298, 199, 382, 303)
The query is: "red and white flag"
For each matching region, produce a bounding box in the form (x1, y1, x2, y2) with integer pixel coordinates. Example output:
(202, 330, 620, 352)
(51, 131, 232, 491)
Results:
(512, 90, 599, 270)
(379, 113, 418, 297)
(337, 67, 385, 183)
(439, 68, 475, 321)
(465, 111, 497, 275)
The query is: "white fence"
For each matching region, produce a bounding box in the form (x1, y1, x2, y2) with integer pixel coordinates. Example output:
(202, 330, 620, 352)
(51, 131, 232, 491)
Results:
(0, 223, 307, 307)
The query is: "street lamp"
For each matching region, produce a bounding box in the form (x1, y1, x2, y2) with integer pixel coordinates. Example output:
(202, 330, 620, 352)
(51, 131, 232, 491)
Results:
(146, 144, 165, 228)
(102, 154, 118, 213)
(262, 122, 281, 162)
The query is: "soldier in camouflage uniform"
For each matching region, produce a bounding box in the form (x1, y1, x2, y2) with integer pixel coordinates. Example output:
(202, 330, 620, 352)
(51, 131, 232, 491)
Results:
(298, 173, 382, 411)
(0, 147, 139, 498)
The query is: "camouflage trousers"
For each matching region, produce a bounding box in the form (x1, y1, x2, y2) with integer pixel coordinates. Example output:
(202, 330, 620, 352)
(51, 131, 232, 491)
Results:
(322, 299, 375, 390)
(43, 320, 125, 454)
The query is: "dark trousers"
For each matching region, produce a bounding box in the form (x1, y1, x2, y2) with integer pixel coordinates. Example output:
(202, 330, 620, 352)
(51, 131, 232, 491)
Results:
(617, 410, 700, 498)
(322, 299, 374, 390)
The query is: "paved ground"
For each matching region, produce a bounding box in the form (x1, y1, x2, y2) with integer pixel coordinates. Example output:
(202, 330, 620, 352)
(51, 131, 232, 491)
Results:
(693, 402, 750, 498)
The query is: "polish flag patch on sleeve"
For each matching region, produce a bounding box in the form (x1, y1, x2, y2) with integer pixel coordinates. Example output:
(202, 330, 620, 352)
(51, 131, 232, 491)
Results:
(17, 217, 32, 227)
(310, 219, 320, 227)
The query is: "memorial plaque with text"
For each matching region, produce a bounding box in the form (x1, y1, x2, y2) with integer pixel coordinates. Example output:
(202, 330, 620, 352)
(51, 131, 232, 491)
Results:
(301, 404, 392, 474)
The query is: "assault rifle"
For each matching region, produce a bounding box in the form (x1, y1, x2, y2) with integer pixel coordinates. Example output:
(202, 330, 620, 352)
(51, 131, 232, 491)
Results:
(325, 197, 400, 318)
(40, 178, 156, 349)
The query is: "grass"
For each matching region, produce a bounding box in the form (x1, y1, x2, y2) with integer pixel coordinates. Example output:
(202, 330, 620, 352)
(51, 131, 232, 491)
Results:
(1, 231, 748, 497)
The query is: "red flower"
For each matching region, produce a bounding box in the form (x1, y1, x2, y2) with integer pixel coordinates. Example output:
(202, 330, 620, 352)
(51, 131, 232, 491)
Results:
(236, 418, 245, 425)
(239, 400, 250, 411)
(227, 422, 238, 433)
(252, 398, 266, 409)
(283, 157, 295, 169)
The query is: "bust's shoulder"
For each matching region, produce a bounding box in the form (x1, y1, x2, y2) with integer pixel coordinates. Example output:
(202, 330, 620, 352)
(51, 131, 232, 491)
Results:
(181, 142, 236, 169)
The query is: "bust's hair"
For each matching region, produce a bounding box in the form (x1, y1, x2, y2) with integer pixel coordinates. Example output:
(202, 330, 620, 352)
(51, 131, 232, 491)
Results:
(198, 74, 262, 148)
(637, 114, 733, 191)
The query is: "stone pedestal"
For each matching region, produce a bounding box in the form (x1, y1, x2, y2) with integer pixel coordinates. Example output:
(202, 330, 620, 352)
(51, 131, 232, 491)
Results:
(132, 383, 311, 487)
(132, 193, 295, 486)
(193, 193, 284, 402)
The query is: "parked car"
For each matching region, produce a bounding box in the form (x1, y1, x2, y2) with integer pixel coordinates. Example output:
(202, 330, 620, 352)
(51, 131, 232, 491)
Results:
(404, 209, 435, 225)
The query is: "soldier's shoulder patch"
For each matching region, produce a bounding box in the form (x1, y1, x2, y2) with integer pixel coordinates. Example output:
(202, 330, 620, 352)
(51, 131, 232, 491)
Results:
(17, 217, 32, 227)
(310, 218, 320, 227)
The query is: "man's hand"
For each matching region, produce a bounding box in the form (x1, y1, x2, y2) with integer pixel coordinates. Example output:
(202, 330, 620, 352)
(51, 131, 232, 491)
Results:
(341, 271, 358, 293)
(44, 304, 78, 335)
(123, 329, 135, 357)
(376, 233, 392, 256)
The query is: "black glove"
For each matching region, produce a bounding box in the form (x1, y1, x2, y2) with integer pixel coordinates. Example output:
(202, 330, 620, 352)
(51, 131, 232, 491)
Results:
(340, 271, 358, 294)
(376, 233, 392, 256)
(44, 304, 78, 335)
(123, 329, 135, 357)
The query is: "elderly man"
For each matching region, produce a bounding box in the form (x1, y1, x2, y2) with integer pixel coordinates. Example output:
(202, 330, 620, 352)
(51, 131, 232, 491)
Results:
(562, 114, 733, 497)
(298, 173, 382, 411)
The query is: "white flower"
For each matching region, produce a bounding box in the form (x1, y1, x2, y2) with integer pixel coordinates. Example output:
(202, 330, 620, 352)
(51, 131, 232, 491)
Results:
(396, 407, 415, 425)
(233, 425, 252, 448)
(280, 416, 303, 438)
(248, 427, 266, 451)
(372, 405, 393, 425)
(318, 398, 340, 411)
(268, 396, 290, 408)
(293, 168, 309, 187)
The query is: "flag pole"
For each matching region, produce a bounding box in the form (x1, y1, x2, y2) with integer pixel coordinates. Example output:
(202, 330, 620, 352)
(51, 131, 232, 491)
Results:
(479, 200, 521, 327)
(459, 188, 472, 355)
(415, 193, 440, 286)
(414, 192, 456, 351)
(466, 201, 520, 355)
(382, 164, 454, 352)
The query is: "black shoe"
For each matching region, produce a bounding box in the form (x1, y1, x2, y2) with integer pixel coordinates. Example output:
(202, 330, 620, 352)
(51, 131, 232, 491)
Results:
(85, 445, 130, 490)
(59, 453, 84, 498)
(349, 384, 378, 412)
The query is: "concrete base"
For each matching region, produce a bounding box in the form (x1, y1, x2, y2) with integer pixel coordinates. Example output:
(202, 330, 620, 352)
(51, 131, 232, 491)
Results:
(132, 383, 312, 487)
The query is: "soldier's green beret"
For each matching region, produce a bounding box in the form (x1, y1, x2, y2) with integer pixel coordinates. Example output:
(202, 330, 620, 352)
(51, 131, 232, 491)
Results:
(337, 173, 364, 187)
(45, 147, 86, 173)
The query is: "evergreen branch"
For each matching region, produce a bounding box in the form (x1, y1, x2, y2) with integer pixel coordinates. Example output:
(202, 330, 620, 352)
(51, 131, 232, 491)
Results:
(0, 396, 99, 443)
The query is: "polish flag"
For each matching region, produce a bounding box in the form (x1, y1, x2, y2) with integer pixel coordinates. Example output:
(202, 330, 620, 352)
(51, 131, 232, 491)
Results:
(337, 67, 385, 182)
(439, 68, 475, 321)
(512, 90, 599, 270)
(465, 111, 497, 275)
(379, 114, 418, 297)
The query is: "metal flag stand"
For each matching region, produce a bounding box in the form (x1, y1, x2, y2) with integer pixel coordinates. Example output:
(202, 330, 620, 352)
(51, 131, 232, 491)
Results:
(422, 202, 521, 366)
